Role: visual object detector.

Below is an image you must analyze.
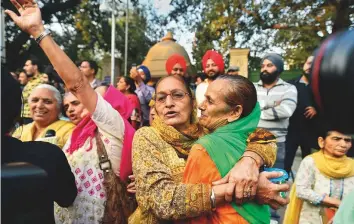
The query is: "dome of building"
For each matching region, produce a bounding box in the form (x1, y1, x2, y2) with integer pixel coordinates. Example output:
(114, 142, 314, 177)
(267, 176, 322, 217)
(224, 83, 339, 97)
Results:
(142, 32, 193, 78)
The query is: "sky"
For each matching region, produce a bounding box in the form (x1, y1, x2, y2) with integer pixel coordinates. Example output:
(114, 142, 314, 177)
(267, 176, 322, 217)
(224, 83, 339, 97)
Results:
(149, 0, 283, 63)
(49, 0, 283, 64)
(150, 0, 195, 62)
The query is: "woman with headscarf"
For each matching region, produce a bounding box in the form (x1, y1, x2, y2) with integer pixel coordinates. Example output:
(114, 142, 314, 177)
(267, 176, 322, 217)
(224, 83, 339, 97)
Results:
(5, 2, 136, 223)
(130, 75, 288, 224)
(283, 126, 354, 224)
(181, 75, 279, 224)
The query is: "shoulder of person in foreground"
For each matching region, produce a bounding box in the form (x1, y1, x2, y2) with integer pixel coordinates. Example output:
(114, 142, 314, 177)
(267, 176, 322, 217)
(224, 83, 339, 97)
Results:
(246, 128, 277, 167)
(334, 189, 354, 224)
(4, 136, 77, 207)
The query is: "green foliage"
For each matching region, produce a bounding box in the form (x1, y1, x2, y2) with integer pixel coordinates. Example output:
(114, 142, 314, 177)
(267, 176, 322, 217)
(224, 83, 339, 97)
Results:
(4, 0, 81, 70)
(167, 0, 354, 68)
(68, 0, 153, 74)
(249, 70, 302, 82)
(4, 0, 153, 73)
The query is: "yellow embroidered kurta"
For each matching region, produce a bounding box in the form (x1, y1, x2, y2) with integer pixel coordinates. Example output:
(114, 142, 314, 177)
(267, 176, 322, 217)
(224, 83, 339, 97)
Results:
(130, 127, 212, 224)
(12, 120, 75, 149)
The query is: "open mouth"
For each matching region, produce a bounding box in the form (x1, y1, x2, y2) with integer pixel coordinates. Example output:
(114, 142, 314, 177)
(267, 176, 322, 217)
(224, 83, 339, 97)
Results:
(165, 111, 178, 118)
(34, 110, 47, 116)
(69, 114, 77, 120)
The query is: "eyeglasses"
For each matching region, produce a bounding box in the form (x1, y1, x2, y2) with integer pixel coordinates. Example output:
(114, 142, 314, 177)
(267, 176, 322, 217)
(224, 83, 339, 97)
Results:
(155, 89, 190, 104)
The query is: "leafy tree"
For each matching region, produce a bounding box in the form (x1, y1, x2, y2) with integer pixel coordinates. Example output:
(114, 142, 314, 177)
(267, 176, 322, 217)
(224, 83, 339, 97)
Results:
(3, 0, 154, 75)
(167, 0, 354, 68)
(3, 0, 81, 70)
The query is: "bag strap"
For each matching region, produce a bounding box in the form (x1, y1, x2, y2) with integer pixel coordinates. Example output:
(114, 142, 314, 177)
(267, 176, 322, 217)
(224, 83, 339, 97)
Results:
(95, 131, 112, 173)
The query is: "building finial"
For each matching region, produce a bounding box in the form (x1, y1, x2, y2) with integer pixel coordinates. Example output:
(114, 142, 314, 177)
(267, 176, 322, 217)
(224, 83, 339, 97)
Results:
(162, 31, 176, 42)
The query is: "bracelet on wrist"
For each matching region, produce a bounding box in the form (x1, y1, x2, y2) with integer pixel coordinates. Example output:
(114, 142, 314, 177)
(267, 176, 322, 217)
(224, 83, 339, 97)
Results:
(245, 150, 265, 166)
(210, 188, 216, 211)
(34, 30, 51, 44)
(240, 155, 259, 167)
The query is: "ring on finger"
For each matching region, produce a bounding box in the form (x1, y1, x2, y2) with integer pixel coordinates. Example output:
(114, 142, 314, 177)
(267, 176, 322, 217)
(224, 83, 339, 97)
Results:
(243, 192, 250, 198)
(244, 190, 252, 198)
(275, 184, 279, 191)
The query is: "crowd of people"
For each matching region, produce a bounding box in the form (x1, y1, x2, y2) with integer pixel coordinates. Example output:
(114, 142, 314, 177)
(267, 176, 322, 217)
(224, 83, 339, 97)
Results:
(2, 1, 354, 224)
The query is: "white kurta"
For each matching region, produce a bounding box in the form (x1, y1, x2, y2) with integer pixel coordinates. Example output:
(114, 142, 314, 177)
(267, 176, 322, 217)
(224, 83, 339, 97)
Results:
(296, 156, 354, 224)
(55, 93, 125, 224)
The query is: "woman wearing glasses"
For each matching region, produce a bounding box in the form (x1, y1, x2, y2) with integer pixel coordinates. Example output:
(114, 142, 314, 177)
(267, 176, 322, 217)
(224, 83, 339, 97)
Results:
(130, 75, 289, 223)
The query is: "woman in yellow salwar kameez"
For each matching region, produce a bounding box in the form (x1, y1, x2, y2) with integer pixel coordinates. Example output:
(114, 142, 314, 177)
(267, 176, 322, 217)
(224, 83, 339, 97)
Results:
(130, 75, 288, 224)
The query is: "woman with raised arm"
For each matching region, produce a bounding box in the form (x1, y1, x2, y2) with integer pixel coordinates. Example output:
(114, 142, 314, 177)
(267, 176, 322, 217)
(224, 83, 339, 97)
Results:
(5, 1, 135, 223)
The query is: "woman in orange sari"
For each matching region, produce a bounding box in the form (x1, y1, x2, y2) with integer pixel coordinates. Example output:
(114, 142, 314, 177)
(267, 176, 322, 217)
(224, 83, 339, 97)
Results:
(182, 75, 279, 224)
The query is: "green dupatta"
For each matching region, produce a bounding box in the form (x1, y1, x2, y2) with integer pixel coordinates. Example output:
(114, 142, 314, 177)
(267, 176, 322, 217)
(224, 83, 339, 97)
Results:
(196, 102, 270, 224)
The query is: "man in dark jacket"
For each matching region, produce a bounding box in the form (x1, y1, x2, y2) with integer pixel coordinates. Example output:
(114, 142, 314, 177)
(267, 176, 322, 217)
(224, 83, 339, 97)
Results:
(284, 55, 319, 174)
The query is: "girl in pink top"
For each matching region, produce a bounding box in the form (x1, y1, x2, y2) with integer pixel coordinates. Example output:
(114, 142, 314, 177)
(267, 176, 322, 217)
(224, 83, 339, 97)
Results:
(117, 76, 142, 129)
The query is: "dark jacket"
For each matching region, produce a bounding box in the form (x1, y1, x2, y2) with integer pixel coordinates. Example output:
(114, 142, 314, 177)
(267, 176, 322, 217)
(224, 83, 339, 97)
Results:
(1, 136, 77, 224)
(287, 75, 318, 132)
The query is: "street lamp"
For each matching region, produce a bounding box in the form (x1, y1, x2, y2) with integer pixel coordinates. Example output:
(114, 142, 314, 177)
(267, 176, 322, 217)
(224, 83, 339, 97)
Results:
(1, 7, 6, 63)
(124, 0, 128, 76)
(99, 0, 129, 84)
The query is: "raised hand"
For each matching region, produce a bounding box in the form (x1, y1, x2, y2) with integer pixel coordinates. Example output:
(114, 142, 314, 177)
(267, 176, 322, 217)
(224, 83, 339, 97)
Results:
(5, 0, 44, 37)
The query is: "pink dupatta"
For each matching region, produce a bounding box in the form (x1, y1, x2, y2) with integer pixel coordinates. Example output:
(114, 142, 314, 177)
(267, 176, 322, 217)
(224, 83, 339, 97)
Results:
(67, 85, 135, 181)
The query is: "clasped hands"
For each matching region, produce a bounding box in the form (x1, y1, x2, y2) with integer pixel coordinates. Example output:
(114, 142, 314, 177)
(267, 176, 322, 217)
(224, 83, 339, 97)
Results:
(212, 157, 290, 210)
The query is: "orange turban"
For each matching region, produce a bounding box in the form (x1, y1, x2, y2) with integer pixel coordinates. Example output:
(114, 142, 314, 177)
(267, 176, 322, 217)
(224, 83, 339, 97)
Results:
(202, 50, 225, 74)
(165, 54, 187, 75)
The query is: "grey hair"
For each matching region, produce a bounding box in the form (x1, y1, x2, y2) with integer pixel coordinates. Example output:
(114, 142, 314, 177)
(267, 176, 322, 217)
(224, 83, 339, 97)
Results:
(216, 75, 257, 118)
(63, 91, 74, 99)
(29, 84, 62, 109)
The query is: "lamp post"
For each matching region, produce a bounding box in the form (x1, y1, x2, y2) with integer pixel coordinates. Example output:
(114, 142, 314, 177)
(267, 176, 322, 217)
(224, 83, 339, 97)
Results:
(124, 0, 128, 76)
(1, 7, 6, 63)
(110, 0, 116, 85)
(100, 0, 129, 82)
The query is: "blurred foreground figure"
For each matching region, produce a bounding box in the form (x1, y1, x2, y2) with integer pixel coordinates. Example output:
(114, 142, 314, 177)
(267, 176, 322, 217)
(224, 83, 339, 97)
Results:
(1, 65, 77, 224)
(310, 30, 354, 139)
(308, 29, 354, 223)
(283, 29, 354, 224)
